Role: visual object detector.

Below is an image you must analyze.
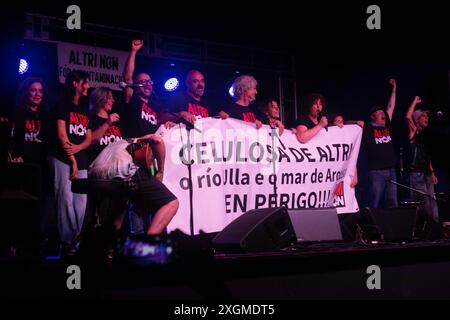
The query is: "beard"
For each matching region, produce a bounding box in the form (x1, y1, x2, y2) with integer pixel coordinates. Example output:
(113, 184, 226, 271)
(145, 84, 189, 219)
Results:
(194, 88, 204, 97)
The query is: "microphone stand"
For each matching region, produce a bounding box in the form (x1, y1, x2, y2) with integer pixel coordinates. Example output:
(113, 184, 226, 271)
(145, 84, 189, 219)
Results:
(186, 125, 195, 236)
(178, 117, 197, 236)
(388, 179, 438, 201)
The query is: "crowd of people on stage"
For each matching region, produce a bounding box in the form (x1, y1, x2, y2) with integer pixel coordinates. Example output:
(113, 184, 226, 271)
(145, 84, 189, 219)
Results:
(0, 40, 441, 259)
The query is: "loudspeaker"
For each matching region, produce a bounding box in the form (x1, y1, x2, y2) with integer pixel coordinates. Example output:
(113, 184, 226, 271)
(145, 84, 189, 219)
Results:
(357, 207, 418, 242)
(413, 205, 444, 241)
(212, 207, 297, 253)
(288, 207, 343, 242)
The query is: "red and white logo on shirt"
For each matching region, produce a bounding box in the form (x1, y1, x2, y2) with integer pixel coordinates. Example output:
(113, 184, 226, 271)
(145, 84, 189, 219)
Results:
(69, 112, 89, 137)
(242, 112, 256, 123)
(187, 103, 209, 119)
(100, 125, 122, 146)
(141, 103, 158, 125)
(373, 128, 392, 144)
(25, 119, 41, 142)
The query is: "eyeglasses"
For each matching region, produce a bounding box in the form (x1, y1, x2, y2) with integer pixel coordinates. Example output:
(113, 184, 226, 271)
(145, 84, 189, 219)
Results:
(136, 80, 154, 86)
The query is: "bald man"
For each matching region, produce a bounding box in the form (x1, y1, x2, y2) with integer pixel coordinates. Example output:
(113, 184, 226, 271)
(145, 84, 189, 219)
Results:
(168, 70, 213, 125)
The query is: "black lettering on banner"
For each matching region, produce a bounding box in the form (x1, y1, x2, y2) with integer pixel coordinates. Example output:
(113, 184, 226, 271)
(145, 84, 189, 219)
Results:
(310, 168, 323, 183)
(300, 148, 316, 162)
(255, 173, 264, 185)
(195, 142, 209, 164)
(180, 177, 190, 190)
(289, 147, 305, 162)
(225, 194, 247, 213)
(249, 142, 264, 162)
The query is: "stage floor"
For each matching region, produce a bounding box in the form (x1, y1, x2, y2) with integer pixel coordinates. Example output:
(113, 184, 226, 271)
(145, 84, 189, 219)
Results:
(2, 239, 450, 300)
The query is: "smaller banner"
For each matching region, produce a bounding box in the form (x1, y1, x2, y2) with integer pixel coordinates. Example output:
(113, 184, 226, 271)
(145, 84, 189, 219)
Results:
(57, 42, 128, 91)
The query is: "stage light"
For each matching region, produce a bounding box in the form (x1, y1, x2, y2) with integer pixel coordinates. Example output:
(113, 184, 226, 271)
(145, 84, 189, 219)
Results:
(164, 77, 179, 91)
(18, 59, 29, 75)
(170, 63, 176, 67)
(228, 85, 235, 97)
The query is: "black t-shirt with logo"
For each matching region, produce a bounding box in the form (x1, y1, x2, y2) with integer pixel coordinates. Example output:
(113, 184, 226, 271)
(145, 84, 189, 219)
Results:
(362, 116, 397, 170)
(11, 107, 44, 163)
(169, 92, 212, 120)
(408, 130, 431, 172)
(50, 97, 91, 170)
(293, 117, 317, 130)
(89, 114, 123, 162)
(0, 107, 13, 163)
(226, 102, 259, 123)
(121, 95, 162, 138)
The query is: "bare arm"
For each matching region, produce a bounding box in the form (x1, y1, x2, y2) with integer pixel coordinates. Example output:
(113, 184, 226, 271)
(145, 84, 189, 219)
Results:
(92, 113, 120, 144)
(123, 40, 144, 103)
(386, 78, 397, 121)
(56, 119, 71, 149)
(56, 120, 80, 179)
(406, 96, 421, 140)
(430, 162, 438, 185)
(344, 120, 364, 128)
(150, 135, 166, 176)
(78, 129, 92, 152)
(136, 134, 166, 180)
(295, 117, 328, 143)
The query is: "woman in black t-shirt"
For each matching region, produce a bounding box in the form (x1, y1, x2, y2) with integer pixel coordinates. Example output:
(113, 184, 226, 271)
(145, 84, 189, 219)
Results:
(89, 87, 122, 162)
(217, 75, 263, 129)
(48, 70, 92, 254)
(258, 99, 285, 135)
(10, 77, 47, 163)
(293, 93, 328, 143)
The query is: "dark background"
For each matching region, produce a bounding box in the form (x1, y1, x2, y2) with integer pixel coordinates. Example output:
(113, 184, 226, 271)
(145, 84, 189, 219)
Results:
(1, 0, 450, 202)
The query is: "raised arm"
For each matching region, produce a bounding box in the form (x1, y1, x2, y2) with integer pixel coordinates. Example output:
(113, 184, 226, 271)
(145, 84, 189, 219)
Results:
(123, 40, 144, 103)
(386, 78, 397, 121)
(405, 96, 421, 140)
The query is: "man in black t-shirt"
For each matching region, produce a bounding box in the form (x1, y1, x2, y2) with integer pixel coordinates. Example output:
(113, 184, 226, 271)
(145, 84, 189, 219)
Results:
(121, 40, 174, 139)
(168, 70, 212, 125)
(362, 79, 398, 208)
(121, 40, 176, 235)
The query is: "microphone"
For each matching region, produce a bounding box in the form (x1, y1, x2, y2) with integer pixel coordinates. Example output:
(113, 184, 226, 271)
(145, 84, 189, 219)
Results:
(319, 112, 328, 132)
(119, 81, 145, 89)
(399, 147, 404, 176)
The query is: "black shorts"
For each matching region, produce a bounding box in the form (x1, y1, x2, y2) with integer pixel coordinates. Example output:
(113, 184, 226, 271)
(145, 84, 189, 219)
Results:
(128, 168, 177, 214)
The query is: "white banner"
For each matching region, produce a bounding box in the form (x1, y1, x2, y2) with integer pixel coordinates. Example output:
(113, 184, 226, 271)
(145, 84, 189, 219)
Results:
(156, 118, 362, 235)
(57, 42, 128, 91)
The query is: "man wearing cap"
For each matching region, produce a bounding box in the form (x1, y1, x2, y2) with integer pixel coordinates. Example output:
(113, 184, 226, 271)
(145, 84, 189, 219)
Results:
(405, 96, 439, 222)
(362, 79, 398, 208)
